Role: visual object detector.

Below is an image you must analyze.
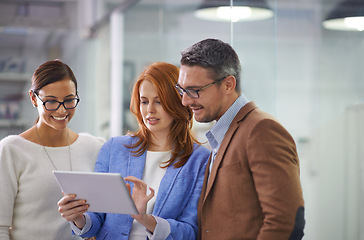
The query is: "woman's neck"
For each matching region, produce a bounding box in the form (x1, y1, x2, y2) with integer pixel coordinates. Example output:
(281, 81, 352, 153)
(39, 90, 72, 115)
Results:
(149, 134, 172, 152)
(35, 124, 70, 147)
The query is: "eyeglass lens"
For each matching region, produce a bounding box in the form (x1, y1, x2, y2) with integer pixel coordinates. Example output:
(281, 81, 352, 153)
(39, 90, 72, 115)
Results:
(45, 99, 79, 110)
(175, 85, 199, 98)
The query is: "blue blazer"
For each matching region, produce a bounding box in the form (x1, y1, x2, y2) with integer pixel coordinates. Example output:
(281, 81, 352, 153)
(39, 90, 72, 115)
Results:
(80, 135, 210, 240)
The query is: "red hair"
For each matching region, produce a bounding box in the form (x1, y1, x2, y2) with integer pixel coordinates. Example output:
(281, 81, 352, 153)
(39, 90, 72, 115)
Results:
(128, 62, 199, 168)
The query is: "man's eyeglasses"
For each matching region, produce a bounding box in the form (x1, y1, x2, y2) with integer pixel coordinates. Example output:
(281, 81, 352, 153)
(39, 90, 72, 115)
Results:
(175, 76, 226, 99)
(33, 92, 80, 111)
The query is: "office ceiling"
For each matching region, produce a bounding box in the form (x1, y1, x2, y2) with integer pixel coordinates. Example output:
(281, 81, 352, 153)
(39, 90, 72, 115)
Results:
(0, 0, 341, 58)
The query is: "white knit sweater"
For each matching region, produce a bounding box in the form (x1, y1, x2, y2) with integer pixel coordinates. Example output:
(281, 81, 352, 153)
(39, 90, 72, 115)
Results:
(0, 133, 105, 240)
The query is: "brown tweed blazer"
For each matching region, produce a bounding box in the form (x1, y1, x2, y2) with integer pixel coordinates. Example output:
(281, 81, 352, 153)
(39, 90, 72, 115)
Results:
(198, 101, 305, 240)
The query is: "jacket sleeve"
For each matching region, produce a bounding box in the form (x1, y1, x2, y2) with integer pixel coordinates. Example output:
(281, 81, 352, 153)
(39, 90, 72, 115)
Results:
(165, 147, 210, 240)
(247, 118, 305, 240)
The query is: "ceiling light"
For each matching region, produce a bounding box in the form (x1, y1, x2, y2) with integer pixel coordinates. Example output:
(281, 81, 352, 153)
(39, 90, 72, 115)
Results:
(195, 0, 274, 22)
(323, 0, 364, 31)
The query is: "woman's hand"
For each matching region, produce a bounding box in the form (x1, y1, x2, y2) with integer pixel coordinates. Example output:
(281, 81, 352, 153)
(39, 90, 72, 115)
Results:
(124, 176, 157, 232)
(57, 193, 89, 229)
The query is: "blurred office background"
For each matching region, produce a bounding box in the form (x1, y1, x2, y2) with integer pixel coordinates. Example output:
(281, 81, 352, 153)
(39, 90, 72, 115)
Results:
(0, 0, 363, 239)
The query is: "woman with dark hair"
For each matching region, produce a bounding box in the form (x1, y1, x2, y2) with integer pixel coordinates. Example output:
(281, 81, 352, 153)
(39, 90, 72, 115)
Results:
(0, 59, 105, 240)
(58, 62, 210, 240)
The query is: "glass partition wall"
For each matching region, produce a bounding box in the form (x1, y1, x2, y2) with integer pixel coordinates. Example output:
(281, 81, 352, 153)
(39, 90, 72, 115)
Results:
(119, 1, 363, 239)
(0, 0, 363, 239)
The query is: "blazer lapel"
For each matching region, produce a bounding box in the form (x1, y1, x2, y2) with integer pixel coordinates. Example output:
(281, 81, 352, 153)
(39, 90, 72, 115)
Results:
(152, 165, 182, 215)
(203, 101, 258, 202)
(127, 151, 146, 183)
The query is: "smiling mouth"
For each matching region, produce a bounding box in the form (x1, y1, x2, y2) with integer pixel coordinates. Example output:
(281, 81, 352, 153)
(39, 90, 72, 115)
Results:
(190, 106, 204, 112)
(147, 117, 159, 123)
(52, 115, 67, 121)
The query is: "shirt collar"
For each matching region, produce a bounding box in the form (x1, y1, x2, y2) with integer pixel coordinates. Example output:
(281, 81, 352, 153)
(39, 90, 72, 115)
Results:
(206, 94, 249, 151)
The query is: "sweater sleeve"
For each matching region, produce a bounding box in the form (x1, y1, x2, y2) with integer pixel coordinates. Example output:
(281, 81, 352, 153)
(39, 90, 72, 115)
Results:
(0, 139, 18, 240)
(0, 227, 10, 240)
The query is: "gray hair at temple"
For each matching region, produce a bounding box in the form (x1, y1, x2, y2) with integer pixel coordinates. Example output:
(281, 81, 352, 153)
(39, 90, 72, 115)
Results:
(180, 38, 242, 94)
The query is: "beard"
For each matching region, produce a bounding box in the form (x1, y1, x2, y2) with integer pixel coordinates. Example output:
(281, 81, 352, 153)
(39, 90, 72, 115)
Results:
(193, 104, 221, 123)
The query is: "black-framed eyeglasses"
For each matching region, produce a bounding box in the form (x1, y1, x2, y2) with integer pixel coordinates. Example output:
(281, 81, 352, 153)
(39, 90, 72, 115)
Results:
(175, 76, 226, 99)
(33, 92, 80, 111)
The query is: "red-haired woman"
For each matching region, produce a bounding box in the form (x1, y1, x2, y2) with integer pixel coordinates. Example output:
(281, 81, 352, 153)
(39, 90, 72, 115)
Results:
(58, 62, 210, 240)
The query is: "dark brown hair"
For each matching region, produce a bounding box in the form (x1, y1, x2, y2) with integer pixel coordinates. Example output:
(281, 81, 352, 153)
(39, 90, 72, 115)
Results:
(30, 59, 77, 94)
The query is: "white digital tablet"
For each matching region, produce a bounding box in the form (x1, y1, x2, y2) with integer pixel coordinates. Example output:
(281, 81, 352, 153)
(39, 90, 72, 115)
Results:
(53, 170, 138, 215)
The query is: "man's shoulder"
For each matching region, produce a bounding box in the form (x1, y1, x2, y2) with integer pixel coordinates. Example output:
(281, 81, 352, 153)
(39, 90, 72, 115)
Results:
(235, 101, 276, 123)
